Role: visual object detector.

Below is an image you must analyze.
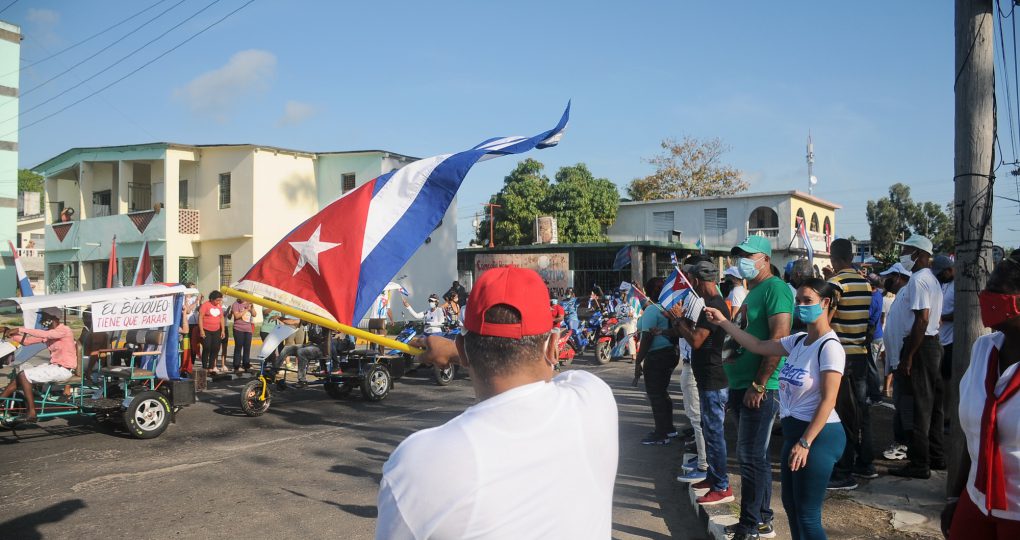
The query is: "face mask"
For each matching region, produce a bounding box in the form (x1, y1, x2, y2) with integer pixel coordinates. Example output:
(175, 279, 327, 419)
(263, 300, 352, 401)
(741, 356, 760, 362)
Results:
(979, 290, 1020, 329)
(899, 253, 915, 272)
(738, 257, 761, 280)
(794, 303, 824, 324)
(550, 299, 559, 306)
(428, 301, 438, 308)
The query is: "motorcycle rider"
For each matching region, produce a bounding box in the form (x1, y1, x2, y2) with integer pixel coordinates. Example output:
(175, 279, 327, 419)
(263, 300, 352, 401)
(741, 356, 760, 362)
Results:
(403, 294, 447, 335)
(562, 288, 581, 332)
(616, 290, 638, 361)
(551, 294, 566, 327)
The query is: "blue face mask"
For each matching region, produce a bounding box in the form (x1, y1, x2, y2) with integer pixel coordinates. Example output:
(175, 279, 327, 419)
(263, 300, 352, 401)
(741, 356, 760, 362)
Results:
(794, 303, 824, 323)
(738, 257, 760, 280)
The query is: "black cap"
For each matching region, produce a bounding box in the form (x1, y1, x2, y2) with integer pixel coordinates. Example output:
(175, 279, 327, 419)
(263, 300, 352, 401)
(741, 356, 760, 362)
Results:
(683, 260, 718, 281)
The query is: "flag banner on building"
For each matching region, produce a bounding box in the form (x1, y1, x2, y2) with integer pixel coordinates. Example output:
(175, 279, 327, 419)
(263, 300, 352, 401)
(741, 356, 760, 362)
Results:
(796, 216, 814, 264)
(696, 238, 706, 255)
(233, 104, 570, 325)
(612, 245, 631, 271)
(132, 241, 155, 286)
(8, 241, 32, 297)
(107, 235, 121, 288)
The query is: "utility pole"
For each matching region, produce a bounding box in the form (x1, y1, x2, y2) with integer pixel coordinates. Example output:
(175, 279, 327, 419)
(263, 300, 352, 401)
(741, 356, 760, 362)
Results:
(484, 203, 501, 248)
(949, 0, 994, 494)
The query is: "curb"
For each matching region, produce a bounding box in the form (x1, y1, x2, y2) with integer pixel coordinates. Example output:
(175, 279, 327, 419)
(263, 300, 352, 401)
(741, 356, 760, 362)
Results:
(680, 452, 739, 540)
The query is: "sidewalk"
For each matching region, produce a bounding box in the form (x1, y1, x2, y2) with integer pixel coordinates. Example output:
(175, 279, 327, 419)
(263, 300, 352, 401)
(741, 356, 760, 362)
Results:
(673, 395, 943, 539)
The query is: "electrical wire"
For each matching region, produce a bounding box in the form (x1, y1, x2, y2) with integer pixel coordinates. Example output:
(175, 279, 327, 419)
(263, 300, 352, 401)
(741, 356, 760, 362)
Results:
(10, 0, 192, 108)
(4, 0, 169, 79)
(996, 6, 1018, 162)
(0, 0, 256, 140)
(0, 1, 17, 16)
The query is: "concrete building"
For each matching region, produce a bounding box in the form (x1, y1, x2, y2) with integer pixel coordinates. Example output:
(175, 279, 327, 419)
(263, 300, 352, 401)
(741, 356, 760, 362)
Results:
(16, 191, 44, 293)
(33, 143, 457, 324)
(608, 190, 841, 274)
(0, 20, 19, 296)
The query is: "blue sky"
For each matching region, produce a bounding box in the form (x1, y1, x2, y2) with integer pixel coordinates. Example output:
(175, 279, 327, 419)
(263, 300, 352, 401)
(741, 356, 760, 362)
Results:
(7, 1, 1016, 247)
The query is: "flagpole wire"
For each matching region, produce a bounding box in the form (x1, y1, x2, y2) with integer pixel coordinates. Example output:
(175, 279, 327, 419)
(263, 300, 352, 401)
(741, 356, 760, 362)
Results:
(220, 286, 424, 356)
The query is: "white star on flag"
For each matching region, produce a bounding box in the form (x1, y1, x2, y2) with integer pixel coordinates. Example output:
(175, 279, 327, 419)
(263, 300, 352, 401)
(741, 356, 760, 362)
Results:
(289, 225, 341, 276)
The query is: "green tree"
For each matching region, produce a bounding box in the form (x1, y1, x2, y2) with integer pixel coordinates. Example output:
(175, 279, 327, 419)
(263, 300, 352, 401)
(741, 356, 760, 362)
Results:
(626, 136, 747, 201)
(545, 164, 619, 243)
(477, 160, 620, 246)
(18, 169, 42, 192)
(866, 183, 954, 259)
(477, 159, 550, 247)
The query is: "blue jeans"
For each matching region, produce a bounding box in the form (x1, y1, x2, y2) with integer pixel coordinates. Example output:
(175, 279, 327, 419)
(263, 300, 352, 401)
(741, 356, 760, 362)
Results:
(781, 417, 846, 540)
(729, 387, 779, 532)
(699, 387, 729, 490)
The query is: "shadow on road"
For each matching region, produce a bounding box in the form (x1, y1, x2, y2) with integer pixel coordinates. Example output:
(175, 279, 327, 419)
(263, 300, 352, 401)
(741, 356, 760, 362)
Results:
(280, 487, 378, 518)
(0, 499, 86, 539)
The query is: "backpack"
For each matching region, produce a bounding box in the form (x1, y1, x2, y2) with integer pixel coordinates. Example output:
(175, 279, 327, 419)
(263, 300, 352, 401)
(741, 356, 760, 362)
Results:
(792, 334, 860, 444)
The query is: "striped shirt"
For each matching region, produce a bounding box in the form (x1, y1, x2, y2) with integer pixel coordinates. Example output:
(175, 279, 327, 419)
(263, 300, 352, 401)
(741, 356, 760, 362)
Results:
(829, 269, 873, 356)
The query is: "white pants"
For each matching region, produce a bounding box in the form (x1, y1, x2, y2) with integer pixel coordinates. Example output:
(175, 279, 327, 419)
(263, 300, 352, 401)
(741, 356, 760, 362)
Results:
(23, 363, 73, 384)
(620, 318, 637, 358)
(679, 361, 707, 470)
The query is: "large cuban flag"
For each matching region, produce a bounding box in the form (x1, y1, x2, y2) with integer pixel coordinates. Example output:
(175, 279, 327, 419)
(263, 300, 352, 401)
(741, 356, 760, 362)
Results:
(233, 104, 570, 326)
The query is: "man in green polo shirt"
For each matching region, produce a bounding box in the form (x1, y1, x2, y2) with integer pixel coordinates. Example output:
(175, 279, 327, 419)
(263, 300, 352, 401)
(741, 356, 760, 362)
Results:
(722, 235, 793, 540)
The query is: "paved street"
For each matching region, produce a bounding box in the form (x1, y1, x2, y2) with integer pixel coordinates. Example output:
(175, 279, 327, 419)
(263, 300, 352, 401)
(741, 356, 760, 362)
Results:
(0, 354, 704, 540)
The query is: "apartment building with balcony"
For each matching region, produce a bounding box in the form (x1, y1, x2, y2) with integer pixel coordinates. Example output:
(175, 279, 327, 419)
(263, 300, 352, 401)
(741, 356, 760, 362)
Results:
(33, 143, 458, 322)
(608, 190, 841, 272)
(0, 20, 19, 297)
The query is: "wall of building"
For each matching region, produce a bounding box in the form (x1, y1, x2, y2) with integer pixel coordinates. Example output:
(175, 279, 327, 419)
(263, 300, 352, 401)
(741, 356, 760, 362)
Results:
(0, 21, 19, 296)
(251, 150, 318, 257)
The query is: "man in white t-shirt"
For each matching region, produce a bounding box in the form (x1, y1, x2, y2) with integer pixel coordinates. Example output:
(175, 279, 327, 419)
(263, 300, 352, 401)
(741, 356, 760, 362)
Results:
(879, 263, 913, 461)
(890, 235, 945, 479)
(376, 266, 619, 539)
(723, 267, 747, 314)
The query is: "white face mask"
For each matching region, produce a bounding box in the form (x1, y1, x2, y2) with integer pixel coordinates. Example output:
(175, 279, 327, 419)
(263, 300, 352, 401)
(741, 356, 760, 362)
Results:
(899, 253, 915, 272)
(428, 301, 438, 308)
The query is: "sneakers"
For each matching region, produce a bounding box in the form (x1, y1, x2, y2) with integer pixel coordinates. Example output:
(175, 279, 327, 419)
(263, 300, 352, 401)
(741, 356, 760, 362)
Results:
(691, 478, 713, 490)
(756, 522, 777, 538)
(680, 456, 699, 472)
(930, 460, 947, 471)
(723, 524, 759, 539)
(697, 487, 735, 506)
(640, 431, 670, 445)
(852, 464, 879, 479)
(890, 464, 931, 479)
(676, 468, 708, 482)
(883, 443, 907, 460)
(826, 476, 859, 490)
(666, 430, 680, 439)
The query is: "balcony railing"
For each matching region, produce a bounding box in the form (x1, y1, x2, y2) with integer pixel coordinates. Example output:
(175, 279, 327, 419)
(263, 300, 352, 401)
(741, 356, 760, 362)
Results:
(128, 183, 151, 212)
(747, 227, 780, 238)
(179, 208, 199, 234)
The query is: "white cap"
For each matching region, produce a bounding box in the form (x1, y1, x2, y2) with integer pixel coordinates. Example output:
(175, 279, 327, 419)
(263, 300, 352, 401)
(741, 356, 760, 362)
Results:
(723, 266, 742, 279)
(879, 262, 913, 277)
(897, 234, 934, 255)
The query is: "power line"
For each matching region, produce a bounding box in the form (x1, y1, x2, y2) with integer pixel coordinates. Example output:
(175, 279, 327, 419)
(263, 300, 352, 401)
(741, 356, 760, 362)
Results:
(0, 1, 17, 16)
(1, 0, 257, 140)
(5, 0, 169, 79)
(10, 0, 191, 108)
(996, 4, 1018, 162)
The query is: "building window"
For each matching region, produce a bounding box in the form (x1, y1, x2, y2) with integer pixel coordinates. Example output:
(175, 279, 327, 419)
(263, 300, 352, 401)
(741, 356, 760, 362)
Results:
(823, 216, 832, 237)
(704, 208, 728, 231)
(341, 173, 356, 194)
(652, 211, 675, 240)
(748, 206, 779, 237)
(48, 263, 78, 293)
(179, 257, 199, 285)
(179, 180, 189, 209)
(219, 173, 231, 209)
(810, 212, 820, 232)
(219, 255, 232, 287)
(92, 190, 111, 217)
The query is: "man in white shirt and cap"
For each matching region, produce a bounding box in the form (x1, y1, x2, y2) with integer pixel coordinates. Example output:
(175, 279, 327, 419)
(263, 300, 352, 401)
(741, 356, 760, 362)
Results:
(889, 234, 945, 479)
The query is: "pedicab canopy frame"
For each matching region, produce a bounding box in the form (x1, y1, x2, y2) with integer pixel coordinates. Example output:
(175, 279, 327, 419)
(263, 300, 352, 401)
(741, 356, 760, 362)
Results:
(220, 286, 424, 356)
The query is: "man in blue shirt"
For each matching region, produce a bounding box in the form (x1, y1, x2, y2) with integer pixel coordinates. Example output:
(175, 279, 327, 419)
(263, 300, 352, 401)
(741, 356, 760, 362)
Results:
(867, 275, 885, 403)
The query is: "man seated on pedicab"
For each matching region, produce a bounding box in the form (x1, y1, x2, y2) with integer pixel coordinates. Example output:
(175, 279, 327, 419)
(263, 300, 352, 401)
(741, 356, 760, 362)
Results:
(277, 323, 333, 387)
(0, 307, 76, 423)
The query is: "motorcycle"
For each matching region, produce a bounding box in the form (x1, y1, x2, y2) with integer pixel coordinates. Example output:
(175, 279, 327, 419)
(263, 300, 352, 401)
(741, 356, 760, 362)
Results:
(390, 320, 461, 386)
(556, 326, 576, 366)
(569, 311, 600, 354)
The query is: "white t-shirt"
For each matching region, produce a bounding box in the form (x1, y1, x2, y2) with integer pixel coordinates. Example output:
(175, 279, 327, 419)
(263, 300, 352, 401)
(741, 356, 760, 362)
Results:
(777, 331, 845, 423)
(903, 268, 943, 336)
(727, 285, 747, 310)
(939, 281, 955, 346)
(959, 332, 1020, 520)
(376, 370, 619, 540)
(883, 292, 914, 372)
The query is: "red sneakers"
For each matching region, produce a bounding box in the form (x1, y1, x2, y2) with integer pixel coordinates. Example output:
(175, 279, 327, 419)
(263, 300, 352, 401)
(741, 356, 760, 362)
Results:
(696, 487, 735, 505)
(691, 479, 713, 490)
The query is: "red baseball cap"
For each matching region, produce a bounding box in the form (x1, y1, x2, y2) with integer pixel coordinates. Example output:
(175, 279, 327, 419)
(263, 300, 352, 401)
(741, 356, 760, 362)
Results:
(464, 266, 554, 339)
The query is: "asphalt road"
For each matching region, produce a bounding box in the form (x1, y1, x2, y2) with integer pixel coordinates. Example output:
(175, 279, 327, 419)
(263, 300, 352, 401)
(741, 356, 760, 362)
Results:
(0, 354, 705, 540)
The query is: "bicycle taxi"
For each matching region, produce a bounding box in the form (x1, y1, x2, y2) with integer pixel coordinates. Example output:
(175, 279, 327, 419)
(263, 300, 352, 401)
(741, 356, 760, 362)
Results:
(0, 284, 198, 439)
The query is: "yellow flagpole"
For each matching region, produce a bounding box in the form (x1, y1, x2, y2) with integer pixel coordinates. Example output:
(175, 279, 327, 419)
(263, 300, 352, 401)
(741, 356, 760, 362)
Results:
(221, 286, 423, 356)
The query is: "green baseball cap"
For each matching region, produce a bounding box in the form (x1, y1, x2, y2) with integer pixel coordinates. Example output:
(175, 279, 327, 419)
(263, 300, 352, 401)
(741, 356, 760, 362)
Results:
(731, 235, 773, 258)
